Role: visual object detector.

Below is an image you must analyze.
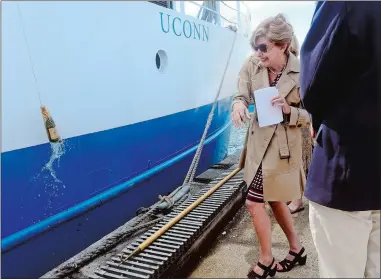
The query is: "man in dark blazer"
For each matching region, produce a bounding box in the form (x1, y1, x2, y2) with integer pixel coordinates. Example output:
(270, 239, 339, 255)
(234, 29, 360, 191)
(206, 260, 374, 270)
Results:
(300, 1, 380, 278)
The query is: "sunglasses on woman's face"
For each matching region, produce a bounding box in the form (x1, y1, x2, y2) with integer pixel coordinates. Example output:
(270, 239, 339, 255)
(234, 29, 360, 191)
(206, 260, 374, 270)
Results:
(253, 43, 268, 53)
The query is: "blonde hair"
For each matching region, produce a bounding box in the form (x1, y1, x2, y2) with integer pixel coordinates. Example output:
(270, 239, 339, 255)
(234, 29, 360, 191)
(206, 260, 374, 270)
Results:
(250, 13, 294, 53)
(289, 34, 300, 57)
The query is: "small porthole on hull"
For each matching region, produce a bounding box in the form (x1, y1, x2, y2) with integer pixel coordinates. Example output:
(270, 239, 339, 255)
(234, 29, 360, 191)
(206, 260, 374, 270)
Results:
(155, 50, 167, 72)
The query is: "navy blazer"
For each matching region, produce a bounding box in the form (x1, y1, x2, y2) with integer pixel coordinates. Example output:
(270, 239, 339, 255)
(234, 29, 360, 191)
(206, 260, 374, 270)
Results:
(300, 1, 381, 211)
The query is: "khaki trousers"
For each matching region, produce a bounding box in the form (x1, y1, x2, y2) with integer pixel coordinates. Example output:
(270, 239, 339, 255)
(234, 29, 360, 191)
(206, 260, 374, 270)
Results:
(309, 201, 380, 278)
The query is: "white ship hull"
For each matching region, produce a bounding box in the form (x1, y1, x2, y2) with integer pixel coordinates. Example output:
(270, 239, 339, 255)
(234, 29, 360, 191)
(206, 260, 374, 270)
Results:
(1, 1, 251, 277)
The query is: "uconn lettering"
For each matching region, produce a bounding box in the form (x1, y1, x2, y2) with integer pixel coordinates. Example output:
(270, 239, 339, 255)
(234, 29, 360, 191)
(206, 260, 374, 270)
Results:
(160, 12, 209, 42)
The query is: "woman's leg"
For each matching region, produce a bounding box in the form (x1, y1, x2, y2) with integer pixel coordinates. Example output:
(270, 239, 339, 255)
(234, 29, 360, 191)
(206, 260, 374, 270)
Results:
(246, 165, 277, 276)
(246, 200, 277, 275)
(269, 201, 305, 270)
(270, 201, 301, 250)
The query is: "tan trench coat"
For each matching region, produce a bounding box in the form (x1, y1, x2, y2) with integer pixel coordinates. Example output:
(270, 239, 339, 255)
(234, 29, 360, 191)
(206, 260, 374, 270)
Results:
(232, 53, 311, 202)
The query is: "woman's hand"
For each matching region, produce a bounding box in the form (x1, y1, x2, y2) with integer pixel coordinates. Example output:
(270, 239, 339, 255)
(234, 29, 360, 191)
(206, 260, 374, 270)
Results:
(271, 96, 291, 114)
(232, 102, 250, 128)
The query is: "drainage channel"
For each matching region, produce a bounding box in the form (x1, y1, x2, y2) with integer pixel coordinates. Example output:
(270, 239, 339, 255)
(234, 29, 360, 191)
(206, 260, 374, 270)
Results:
(91, 169, 245, 279)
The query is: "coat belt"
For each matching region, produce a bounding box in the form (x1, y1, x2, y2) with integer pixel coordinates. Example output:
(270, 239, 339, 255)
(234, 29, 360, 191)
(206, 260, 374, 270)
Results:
(276, 124, 290, 159)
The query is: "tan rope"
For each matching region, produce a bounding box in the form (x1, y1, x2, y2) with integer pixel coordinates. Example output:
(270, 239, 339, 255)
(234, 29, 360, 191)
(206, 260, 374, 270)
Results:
(183, 31, 238, 186)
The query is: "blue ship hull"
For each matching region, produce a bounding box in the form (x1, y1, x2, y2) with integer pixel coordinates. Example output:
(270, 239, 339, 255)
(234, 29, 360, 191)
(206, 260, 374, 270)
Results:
(1, 97, 233, 278)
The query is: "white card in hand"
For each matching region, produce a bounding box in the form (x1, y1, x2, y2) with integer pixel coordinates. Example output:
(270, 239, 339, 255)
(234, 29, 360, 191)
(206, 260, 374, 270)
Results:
(253, 87, 283, 128)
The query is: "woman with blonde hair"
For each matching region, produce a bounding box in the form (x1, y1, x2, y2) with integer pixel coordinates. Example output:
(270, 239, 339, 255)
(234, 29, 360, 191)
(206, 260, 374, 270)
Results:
(232, 14, 309, 278)
(287, 34, 314, 214)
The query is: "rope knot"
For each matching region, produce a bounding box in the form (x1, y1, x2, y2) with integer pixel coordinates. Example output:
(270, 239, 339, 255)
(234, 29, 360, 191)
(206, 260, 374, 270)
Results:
(158, 195, 174, 208)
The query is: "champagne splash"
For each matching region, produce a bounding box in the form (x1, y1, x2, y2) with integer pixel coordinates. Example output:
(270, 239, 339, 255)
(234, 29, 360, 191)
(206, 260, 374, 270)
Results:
(33, 140, 72, 211)
(41, 140, 66, 183)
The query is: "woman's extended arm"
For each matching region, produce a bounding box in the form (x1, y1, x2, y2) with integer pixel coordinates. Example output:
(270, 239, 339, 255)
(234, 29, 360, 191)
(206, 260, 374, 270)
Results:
(232, 57, 252, 109)
(231, 58, 252, 127)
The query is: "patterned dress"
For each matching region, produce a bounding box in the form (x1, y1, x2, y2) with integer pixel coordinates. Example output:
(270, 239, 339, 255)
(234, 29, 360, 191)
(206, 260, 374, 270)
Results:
(246, 69, 284, 203)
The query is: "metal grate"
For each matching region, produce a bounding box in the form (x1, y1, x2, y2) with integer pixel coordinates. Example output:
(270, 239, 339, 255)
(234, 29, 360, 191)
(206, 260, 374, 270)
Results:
(92, 170, 244, 279)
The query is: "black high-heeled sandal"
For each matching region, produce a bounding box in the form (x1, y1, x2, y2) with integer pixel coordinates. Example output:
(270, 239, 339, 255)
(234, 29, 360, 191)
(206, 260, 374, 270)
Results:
(277, 247, 307, 272)
(247, 258, 277, 279)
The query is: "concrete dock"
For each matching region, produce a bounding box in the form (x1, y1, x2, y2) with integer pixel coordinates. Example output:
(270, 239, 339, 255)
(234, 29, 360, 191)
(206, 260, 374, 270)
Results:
(188, 198, 320, 278)
(46, 148, 319, 279)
